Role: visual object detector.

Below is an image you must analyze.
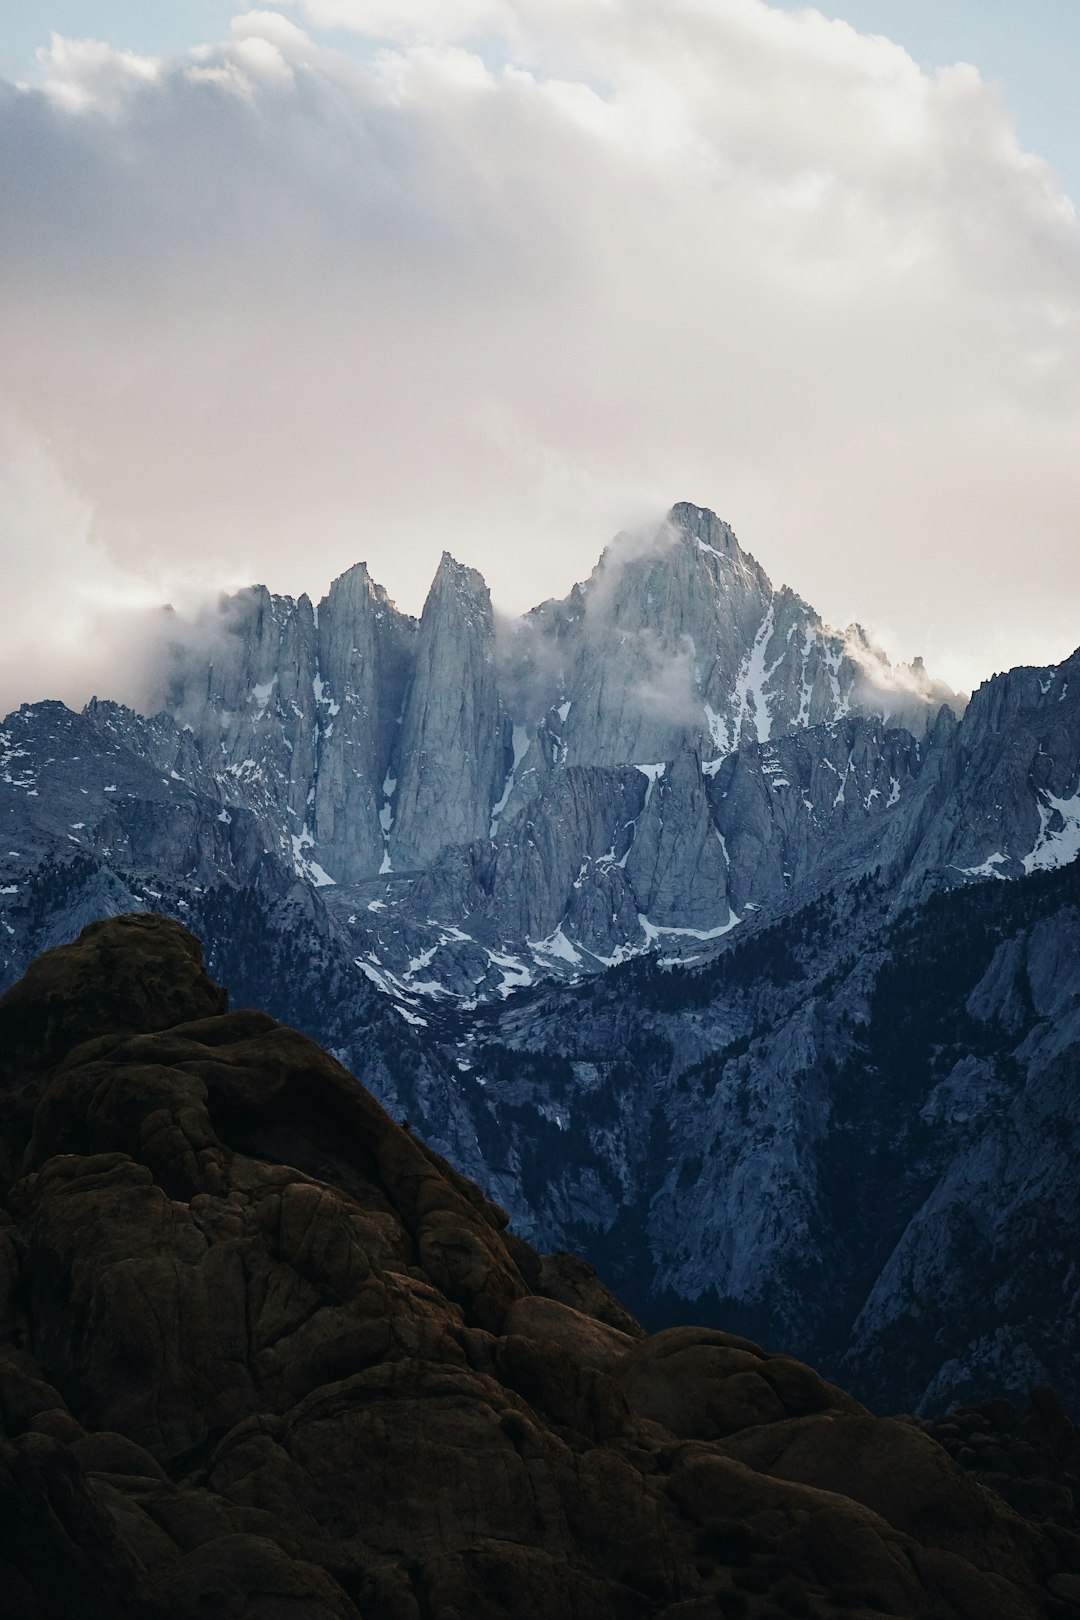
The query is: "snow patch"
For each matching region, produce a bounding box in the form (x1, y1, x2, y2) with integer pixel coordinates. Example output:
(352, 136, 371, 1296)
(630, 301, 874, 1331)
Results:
(703, 701, 725, 749)
(957, 852, 1010, 880)
(378, 772, 398, 851)
(393, 1005, 428, 1027)
(734, 603, 782, 744)
(405, 942, 438, 976)
(636, 762, 666, 809)
(252, 678, 276, 714)
(291, 827, 336, 887)
(1023, 789, 1080, 874)
(487, 948, 534, 998)
(313, 675, 340, 716)
(355, 956, 393, 993)
(638, 910, 741, 943)
(489, 724, 530, 838)
(529, 925, 583, 967)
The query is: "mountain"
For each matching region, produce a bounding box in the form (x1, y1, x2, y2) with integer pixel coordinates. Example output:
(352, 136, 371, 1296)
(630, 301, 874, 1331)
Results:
(2, 502, 965, 992)
(1, 502, 1078, 1420)
(1, 913, 1076, 1620)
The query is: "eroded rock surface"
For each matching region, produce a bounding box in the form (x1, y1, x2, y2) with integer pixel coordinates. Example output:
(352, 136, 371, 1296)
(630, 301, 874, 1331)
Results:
(0, 914, 1075, 1618)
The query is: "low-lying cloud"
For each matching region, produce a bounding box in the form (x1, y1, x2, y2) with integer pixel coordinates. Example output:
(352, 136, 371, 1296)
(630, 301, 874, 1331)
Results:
(0, 413, 240, 717)
(1, 1, 1078, 707)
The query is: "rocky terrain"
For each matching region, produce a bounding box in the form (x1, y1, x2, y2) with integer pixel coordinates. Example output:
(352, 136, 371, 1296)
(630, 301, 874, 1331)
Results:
(430, 851, 1080, 1422)
(1, 503, 1077, 1424)
(2, 913, 1079, 1619)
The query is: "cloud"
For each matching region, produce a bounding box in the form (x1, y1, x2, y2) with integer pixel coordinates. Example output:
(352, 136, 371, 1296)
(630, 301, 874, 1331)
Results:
(282, 0, 519, 42)
(577, 513, 678, 620)
(0, 413, 239, 716)
(628, 634, 701, 729)
(0, 0, 1078, 704)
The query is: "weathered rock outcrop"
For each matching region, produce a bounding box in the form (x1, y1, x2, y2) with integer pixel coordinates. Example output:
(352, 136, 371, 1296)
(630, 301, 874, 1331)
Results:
(0, 914, 1075, 1618)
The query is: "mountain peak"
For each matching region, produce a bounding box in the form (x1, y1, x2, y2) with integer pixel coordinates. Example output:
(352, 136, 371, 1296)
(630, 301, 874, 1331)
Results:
(321, 557, 407, 626)
(430, 549, 491, 600)
(666, 499, 740, 555)
(326, 558, 374, 593)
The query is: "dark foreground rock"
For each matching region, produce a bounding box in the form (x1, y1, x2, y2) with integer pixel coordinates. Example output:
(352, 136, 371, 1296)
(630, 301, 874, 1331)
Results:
(920, 1390, 1080, 1538)
(0, 915, 1076, 1618)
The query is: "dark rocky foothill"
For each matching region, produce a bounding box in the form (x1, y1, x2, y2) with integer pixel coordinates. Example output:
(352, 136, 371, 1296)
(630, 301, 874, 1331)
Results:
(920, 1390, 1080, 1538)
(1, 915, 1077, 1618)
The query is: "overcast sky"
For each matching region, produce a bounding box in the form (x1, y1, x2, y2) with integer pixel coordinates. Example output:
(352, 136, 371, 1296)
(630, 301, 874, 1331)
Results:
(1, 0, 1078, 712)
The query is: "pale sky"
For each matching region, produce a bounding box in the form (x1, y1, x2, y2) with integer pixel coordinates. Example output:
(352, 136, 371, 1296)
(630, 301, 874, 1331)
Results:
(1, 1, 1078, 712)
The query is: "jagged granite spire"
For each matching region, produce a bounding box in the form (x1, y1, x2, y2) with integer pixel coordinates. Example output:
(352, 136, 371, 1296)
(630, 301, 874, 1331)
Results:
(311, 560, 416, 880)
(390, 552, 510, 870)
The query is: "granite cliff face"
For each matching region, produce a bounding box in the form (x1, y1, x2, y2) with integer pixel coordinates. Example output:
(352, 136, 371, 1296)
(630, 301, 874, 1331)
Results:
(1, 915, 1077, 1620)
(391, 553, 510, 870)
(2, 501, 970, 990)
(151, 506, 958, 878)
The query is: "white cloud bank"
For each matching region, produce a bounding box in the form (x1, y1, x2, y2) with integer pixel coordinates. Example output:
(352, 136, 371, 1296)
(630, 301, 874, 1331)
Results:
(0, 413, 251, 716)
(1, 0, 1078, 709)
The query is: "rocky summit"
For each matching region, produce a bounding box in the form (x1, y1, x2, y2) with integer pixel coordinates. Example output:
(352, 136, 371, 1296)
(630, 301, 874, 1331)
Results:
(1, 913, 1079, 1620)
